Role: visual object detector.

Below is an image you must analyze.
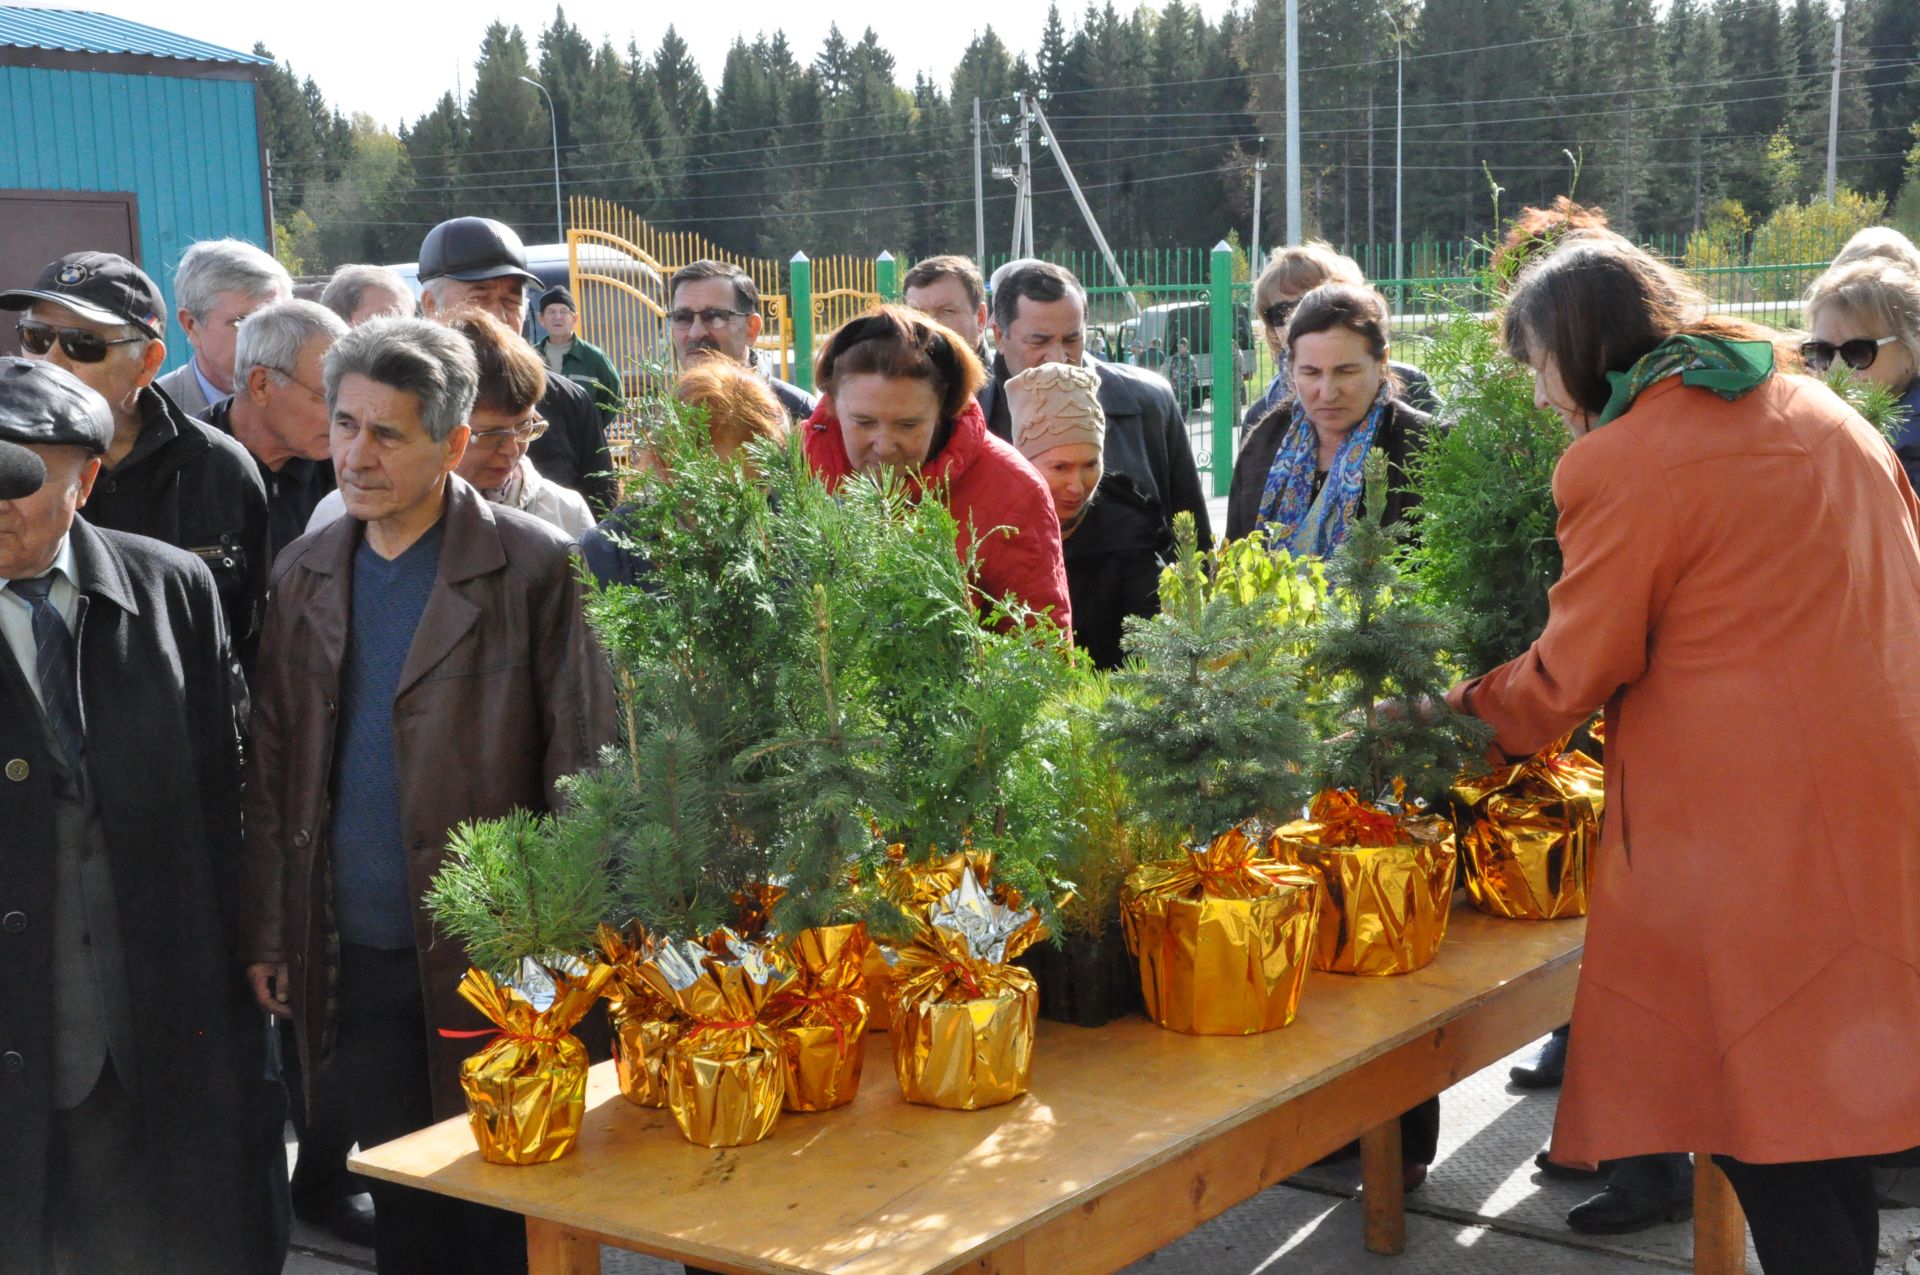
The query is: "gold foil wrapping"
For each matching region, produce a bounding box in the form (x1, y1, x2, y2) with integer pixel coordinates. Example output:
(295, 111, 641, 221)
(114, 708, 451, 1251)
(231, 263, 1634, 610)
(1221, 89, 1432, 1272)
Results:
(1274, 790, 1458, 976)
(1451, 743, 1603, 920)
(636, 930, 796, 1147)
(593, 925, 680, 1108)
(450, 963, 615, 1165)
(767, 924, 872, 1112)
(890, 864, 1046, 1110)
(861, 942, 901, 1032)
(1120, 824, 1320, 1035)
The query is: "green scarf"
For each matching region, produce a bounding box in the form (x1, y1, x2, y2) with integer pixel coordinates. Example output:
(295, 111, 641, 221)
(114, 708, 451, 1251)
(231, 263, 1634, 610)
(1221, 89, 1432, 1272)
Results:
(1593, 333, 1775, 429)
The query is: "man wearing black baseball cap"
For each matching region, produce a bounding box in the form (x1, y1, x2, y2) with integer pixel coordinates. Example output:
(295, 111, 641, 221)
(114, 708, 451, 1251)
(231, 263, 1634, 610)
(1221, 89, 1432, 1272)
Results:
(415, 217, 615, 514)
(0, 356, 278, 1272)
(533, 284, 623, 424)
(1, 252, 269, 667)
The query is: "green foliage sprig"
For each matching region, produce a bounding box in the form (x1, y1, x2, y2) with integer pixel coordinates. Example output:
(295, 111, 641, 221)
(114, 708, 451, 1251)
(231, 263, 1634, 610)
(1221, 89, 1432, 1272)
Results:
(1099, 512, 1316, 845)
(1311, 451, 1492, 802)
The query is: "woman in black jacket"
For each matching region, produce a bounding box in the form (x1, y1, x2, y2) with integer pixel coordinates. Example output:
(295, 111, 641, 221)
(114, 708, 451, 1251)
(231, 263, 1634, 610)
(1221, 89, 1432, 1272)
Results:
(1226, 282, 1432, 547)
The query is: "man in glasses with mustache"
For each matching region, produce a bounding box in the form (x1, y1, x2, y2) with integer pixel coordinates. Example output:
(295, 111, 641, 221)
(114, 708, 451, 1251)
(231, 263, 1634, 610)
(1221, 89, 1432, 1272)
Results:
(1, 252, 269, 668)
(667, 259, 816, 425)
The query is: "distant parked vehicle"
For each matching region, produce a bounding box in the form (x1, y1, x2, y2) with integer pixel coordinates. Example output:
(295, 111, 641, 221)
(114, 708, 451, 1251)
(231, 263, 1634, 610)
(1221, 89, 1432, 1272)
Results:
(1127, 300, 1254, 410)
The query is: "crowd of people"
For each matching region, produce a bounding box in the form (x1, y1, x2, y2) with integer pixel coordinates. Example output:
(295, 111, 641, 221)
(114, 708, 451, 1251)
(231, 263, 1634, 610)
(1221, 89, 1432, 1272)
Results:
(4, 205, 1920, 1275)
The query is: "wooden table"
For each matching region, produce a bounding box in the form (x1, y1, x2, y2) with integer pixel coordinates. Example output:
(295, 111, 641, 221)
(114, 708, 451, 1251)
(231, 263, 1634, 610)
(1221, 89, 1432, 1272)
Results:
(352, 903, 1742, 1274)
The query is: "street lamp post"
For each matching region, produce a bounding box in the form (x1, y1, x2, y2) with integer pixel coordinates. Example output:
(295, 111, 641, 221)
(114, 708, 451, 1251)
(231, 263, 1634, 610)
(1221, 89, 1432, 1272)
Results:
(519, 75, 563, 245)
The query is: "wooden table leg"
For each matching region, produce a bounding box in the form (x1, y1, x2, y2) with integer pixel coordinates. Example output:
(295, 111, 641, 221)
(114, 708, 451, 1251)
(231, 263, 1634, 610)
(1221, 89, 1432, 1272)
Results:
(1360, 1119, 1406, 1256)
(527, 1217, 603, 1275)
(1691, 1155, 1749, 1275)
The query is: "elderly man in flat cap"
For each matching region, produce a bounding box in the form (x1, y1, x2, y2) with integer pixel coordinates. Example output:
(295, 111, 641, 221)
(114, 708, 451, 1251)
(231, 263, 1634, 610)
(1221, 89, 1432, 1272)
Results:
(1, 252, 269, 667)
(0, 357, 280, 1272)
(1007, 361, 1173, 669)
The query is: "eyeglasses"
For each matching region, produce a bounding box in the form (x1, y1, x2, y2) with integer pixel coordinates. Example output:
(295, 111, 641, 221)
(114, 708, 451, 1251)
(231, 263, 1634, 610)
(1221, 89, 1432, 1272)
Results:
(669, 307, 749, 329)
(1800, 335, 1898, 373)
(17, 320, 146, 363)
(1261, 300, 1298, 330)
(467, 417, 548, 450)
(267, 368, 327, 402)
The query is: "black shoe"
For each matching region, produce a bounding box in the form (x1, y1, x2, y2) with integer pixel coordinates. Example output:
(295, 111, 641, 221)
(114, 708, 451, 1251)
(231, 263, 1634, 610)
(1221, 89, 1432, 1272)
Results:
(1566, 1184, 1692, 1235)
(296, 1192, 376, 1248)
(1509, 1033, 1568, 1089)
(1534, 1150, 1605, 1181)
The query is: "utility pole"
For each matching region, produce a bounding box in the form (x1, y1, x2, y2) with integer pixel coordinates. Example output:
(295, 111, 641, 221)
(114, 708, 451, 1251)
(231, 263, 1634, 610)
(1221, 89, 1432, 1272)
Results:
(1031, 94, 1139, 317)
(972, 97, 986, 264)
(1010, 93, 1036, 258)
(1251, 137, 1268, 271)
(1366, 87, 1376, 251)
(520, 75, 563, 245)
(1389, 10, 1407, 291)
(1825, 4, 1844, 201)
(1285, 0, 1302, 243)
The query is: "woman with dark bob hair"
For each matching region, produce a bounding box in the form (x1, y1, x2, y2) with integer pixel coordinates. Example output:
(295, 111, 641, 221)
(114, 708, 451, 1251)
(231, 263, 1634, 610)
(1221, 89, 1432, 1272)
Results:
(1225, 281, 1432, 549)
(1447, 237, 1920, 1275)
(803, 304, 1071, 627)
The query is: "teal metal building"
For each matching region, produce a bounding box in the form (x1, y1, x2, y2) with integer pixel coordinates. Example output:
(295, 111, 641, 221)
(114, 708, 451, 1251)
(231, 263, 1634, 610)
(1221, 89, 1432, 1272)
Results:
(0, 8, 272, 369)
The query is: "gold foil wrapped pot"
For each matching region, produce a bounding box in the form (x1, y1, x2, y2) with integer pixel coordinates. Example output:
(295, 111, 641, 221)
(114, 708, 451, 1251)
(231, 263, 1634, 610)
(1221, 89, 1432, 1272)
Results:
(767, 923, 871, 1112)
(890, 865, 1045, 1110)
(593, 925, 680, 1108)
(1120, 824, 1320, 1035)
(636, 930, 795, 1147)
(1451, 741, 1602, 920)
(1274, 789, 1457, 976)
(448, 962, 614, 1165)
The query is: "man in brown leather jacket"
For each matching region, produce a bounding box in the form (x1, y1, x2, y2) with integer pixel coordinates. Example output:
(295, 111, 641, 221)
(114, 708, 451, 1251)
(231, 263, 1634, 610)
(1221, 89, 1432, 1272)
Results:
(239, 317, 614, 1274)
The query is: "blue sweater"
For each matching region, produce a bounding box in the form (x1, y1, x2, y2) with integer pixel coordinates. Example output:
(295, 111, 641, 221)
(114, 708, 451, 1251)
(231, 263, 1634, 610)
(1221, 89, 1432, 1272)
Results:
(329, 521, 445, 949)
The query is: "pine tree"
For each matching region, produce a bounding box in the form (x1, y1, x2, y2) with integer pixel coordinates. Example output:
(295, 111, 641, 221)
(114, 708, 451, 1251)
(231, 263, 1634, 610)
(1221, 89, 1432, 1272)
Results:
(1099, 513, 1317, 845)
(1311, 452, 1491, 802)
(463, 23, 549, 235)
(1862, 0, 1920, 199)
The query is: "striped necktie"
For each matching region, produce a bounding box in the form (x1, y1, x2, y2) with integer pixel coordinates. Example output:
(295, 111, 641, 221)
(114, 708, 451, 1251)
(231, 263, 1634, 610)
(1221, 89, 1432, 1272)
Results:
(8, 574, 85, 776)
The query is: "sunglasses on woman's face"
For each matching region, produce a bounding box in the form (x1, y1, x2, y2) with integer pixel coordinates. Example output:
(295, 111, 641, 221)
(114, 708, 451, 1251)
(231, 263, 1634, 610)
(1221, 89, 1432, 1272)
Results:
(1800, 334, 1898, 373)
(16, 320, 145, 364)
(1262, 300, 1297, 330)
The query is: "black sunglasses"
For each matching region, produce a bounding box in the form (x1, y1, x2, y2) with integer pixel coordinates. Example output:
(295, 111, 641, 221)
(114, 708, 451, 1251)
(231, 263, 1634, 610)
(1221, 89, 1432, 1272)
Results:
(1261, 299, 1297, 330)
(1800, 335, 1897, 373)
(17, 320, 145, 364)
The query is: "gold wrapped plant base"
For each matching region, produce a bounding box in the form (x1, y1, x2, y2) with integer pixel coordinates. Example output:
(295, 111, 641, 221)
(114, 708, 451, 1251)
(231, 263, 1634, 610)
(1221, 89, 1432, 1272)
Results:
(1451, 740, 1603, 920)
(1274, 790, 1457, 976)
(861, 943, 901, 1032)
(448, 963, 614, 1165)
(768, 923, 872, 1112)
(637, 930, 796, 1148)
(890, 863, 1046, 1110)
(1120, 824, 1320, 1035)
(594, 925, 679, 1108)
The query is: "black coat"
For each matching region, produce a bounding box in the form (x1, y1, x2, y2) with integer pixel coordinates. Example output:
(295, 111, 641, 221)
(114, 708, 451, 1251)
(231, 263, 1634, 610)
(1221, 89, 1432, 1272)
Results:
(0, 519, 264, 1272)
(981, 356, 1214, 551)
(530, 372, 617, 517)
(1224, 397, 1433, 544)
(1063, 471, 1177, 670)
(83, 384, 269, 671)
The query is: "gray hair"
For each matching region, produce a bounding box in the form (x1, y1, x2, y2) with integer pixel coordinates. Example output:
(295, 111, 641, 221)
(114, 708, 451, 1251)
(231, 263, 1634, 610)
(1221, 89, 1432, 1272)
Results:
(323, 317, 478, 444)
(234, 299, 347, 387)
(1831, 227, 1920, 275)
(173, 238, 292, 321)
(989, 260, 1087, 331)
(320, 264, 416, 323)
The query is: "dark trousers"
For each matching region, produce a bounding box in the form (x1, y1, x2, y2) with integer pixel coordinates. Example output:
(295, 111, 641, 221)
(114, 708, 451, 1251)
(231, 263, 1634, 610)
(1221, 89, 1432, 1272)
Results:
(1714, 1154, 1878, 1275)
(44, 1062, 149, 1273)
(336, 943, 527, 1275)
(281, 1015, 361, 1209)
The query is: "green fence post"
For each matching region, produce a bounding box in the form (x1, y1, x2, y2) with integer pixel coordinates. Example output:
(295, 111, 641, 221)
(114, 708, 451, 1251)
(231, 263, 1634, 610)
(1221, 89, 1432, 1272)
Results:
(876, 251, 898, 302)
(1208, 239, 1235, 499)
(790, 251, 814, 393)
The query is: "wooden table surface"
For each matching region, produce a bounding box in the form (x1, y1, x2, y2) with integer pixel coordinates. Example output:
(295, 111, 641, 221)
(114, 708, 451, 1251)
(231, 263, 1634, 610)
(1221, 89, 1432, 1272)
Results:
(354, 904, 1587, 1275)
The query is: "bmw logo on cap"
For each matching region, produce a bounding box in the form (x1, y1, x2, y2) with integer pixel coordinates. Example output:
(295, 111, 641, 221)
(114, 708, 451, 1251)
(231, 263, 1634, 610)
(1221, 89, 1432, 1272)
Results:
(55, 263, 89, 286)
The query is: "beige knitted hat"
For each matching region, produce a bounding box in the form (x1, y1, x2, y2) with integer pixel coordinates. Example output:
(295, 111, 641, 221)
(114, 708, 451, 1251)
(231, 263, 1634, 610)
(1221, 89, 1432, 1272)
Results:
(1007, 362, 1105, 460)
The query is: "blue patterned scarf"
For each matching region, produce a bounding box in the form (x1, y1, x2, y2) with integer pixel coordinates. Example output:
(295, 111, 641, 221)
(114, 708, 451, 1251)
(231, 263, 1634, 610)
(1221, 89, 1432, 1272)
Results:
(1254, 382, 1392, 555)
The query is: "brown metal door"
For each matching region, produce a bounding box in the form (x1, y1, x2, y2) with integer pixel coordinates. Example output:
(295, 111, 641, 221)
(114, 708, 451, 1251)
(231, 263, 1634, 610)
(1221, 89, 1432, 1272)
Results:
(0, 189, 141, 356)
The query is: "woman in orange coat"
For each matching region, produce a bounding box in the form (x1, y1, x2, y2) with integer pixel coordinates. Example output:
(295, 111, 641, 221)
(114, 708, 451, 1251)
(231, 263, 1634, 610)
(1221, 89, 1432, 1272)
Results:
(1448, 238, 1920, 1275)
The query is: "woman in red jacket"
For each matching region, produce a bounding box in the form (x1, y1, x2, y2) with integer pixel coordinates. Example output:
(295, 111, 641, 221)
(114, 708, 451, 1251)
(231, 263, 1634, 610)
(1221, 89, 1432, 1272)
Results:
(803, 306, 1072, 630)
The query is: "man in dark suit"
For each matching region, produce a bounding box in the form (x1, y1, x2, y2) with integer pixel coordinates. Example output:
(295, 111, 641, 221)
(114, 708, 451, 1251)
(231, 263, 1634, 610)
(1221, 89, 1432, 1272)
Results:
(978, 260, 1212, 551)
(0, 357, 275, 1273)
